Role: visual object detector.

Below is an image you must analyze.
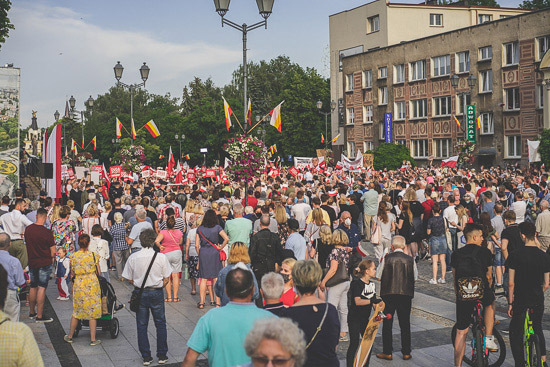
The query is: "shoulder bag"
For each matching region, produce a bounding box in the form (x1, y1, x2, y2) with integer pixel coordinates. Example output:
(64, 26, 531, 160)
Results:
(198, 227, 227, 261)
(324, 250, 349, 287)
(371, 219, 381, 245)
(129, 251, 158, 312)
(305, 302, 329, 349)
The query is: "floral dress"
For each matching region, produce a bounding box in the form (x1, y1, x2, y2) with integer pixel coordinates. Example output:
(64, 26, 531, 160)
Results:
(326, 247, 350, 272)
(52, 219, 77, 256)
(71, 251, 101, 320)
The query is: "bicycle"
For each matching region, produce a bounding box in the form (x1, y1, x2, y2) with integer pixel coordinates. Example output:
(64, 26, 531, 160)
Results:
(451, 300, 506, 367)
(524, 307, 543, 367)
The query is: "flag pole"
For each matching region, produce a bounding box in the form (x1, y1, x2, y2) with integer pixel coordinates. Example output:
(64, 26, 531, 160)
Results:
(247, 112, 270, 134)
(231, 113, 246, 134)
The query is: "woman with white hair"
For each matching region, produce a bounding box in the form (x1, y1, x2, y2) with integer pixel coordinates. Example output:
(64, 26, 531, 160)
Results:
(241, 318, 307, 367)
(109, 212, 129, 280)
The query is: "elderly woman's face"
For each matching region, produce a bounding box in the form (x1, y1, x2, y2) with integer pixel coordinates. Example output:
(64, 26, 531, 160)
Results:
(252, 339, 295, 367)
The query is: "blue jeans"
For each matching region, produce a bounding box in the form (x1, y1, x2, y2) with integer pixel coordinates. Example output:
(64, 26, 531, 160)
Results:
(136, 289, 168, 358)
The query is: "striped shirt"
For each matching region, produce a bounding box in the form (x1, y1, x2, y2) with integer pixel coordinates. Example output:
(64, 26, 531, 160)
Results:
(159, 217, 186, 235)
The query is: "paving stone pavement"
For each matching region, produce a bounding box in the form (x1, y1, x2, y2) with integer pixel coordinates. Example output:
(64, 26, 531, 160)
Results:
(18, 244, 550, 366)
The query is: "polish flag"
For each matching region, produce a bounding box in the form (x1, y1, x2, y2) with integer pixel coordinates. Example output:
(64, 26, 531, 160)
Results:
(441, 156, 459, 168)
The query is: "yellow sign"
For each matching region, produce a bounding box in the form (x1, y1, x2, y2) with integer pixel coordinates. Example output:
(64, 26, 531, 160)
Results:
(0, 160, 17, 175)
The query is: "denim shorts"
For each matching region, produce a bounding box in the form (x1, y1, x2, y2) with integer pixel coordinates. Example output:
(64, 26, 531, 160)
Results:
(429, 235, 448, 255)
(494, 247, 504, 266)
(29, 264, 53, 288)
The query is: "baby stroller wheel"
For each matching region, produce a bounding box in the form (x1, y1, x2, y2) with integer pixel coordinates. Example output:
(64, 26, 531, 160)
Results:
(110, 318, 119, 339)
(73, 320, 81, 337)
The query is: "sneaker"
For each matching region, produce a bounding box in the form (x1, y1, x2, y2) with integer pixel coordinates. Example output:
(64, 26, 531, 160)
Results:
(143, 357, 153, 366)
(485, 335, 498, 351)
(158, 355, 169, 364)
(339, 335, 349, 342)
(36, 316, 54, 323)
(56, 296, 61, 300)
(90, 339, 102, 346)
(495, 286, 505, 295)
(429, 279, 437, 285)
(58, 296, 70, 301)
(438, 278, 446, 284)
(64, 335, 73, 343)
(28, 313, 37, 319)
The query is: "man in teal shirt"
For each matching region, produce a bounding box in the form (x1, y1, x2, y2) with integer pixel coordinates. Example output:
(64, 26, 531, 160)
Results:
(224, 203, 253, 247)
(360, 182, 379, 241)
(182, 264, 274, 367)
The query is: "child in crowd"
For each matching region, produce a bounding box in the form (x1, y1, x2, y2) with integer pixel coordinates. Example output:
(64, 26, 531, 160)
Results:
(89, 224, 110, 282)
(56, 247, 70, 301)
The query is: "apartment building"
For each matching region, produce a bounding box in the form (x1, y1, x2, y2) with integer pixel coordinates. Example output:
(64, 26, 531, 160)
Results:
(339, 9, 550, 166)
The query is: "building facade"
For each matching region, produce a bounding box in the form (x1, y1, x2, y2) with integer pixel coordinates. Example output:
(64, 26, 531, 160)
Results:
(339, 9, 549, 166)
(329, 0, 529, 153)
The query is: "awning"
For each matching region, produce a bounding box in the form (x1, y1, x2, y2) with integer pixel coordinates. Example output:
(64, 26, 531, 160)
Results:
(476, 148, 497, 156)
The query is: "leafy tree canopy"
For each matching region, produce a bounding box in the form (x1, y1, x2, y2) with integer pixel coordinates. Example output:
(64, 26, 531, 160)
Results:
(370, 143, 415, 171)
(0, 0, 13, 51)
(519, 0, 549, 9)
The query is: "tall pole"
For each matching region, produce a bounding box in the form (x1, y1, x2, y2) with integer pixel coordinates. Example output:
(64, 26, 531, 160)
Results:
(243, 24, 248, 134)
(325, 113, 328, 151)
(130, 86, 134, 142)
(81, 111, 84, 149)
(462, 92, 467, 140)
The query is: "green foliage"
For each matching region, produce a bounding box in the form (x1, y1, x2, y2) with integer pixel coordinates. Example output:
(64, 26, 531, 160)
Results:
(519, 0, 549, 8)
(0, 0, 14, 51)
(372, 143, 415, 170)
(468, 0, 500, 6)
(538, 129, 550, 166)
(0, 116, 18, 150)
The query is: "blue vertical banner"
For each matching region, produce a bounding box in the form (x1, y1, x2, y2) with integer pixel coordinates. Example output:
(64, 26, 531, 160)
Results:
(384, 112, 393, 143)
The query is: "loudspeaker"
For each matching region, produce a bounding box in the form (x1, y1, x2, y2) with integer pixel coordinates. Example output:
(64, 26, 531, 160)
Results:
(41, 163, 53, 179)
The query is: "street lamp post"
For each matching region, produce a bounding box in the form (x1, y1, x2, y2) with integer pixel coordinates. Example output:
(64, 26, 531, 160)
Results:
(212, 0, 274, 134)
(175, 134, 186, 161)
(54, 110, 62, 150)
(68, 95, 94, 151)
(316, 100, 337, 150)
(113, 61, 150, 141)
(450, 74, 477, 140)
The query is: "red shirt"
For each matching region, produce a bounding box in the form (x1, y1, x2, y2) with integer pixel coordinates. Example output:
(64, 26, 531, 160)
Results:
(24, 224, 55, 269)
(280, 287, 298, 307)
(242, 196, 258, 210)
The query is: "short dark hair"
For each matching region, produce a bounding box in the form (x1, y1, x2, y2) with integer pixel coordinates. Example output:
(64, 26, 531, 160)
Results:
(226, 267, 254, 299)
(0, 233, 9, 250)
(1, 196, 9, 205)
(201, 209, 219, 228)
(431, 202, 441, 214)
(311, 197, 321, 206)
(463, 223, 484, 241)
(166, 216, 176, 229)
(165, 207, 175, 217)
(519, 222, 536, 240)
(91, 224, 104, 237)
(36, 208, 48, 217)
(503, 210, 516, 222)
(78, 234, 91, 249)
(140, 229, 157, 248)
(0, 264, 7, 309)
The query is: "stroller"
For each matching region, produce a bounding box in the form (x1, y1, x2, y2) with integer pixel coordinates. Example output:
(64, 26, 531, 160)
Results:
(73, 276, 121, 339)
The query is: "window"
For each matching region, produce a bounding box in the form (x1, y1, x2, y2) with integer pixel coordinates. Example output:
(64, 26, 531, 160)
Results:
(367, 15, 380, 33)
(430, 13, 443, 26)
(478, 14, 492, 24)
(379, 122, 386, 140)
(505, 87, 520, 110)
(394, 101, 406, 120)
(479, 113, 494, 135)
(479, 70, 493, 93)
(363, 105, 373, 123)
(410, 99, 427, 119)
(457, 51, 470, 73)
(410, 60, 426, 81)
(347, 141, 356, 156)
(363, 141, 374, 152)
(345, 74, 354, 92)
(412, 140, 428, 158)
(537, 36, 550, 61)
(433, 96, 452, 116)
(394, 64, 405, 84)
(346, 107, 355, 124)
(479, 46, 493, 61)
(505, 136, 521, 159)
(456, 93, 471, 115)
(397, 139, 406, 146)
(379, 66, 388, 79)
(503, 42, 519, 66)
(379, 87, 388, 105)
(538, 85, 544, 108)
(434, 139, 451, 158)
(362, 70, 372, 88)
(499, 15, 511, 19)
(432, 55, 450, 77)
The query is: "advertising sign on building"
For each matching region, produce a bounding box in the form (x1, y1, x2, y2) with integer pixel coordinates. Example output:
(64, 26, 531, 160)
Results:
(466, 104, 476, 143)
(384, 113, 393, 143)
(0, 67, 20, 198)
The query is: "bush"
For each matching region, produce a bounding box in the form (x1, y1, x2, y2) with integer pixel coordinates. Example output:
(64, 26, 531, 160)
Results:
(538, 129, 550, 166)
(372, 143, 416, 170)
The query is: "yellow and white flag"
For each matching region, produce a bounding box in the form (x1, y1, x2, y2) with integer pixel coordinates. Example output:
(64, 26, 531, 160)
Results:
(269, 101, 284, 132)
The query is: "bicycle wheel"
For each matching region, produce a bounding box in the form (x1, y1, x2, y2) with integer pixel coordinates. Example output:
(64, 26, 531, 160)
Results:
(487, 329, 506, 367)
(451, 325, 482, 367)
(474, 327, 486, 367)
(528, 334, 543, 367)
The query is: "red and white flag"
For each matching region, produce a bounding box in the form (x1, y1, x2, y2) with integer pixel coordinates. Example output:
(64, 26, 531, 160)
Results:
(441, 156, 459, 168)
(167, 146, 175, 176)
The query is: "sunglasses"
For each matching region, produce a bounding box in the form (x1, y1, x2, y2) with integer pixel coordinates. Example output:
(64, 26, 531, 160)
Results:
(251, 356, 294, 367)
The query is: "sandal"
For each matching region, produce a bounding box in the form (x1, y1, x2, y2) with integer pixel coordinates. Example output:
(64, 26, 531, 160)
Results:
(165, 298, 172, 302)
(173, 298, 181, 302)
(215, 303, 221, 308)
(197, 303, 205, 309)
(210, 301, 216, 306)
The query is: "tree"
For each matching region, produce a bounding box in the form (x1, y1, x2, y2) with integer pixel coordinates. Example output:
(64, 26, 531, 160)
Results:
(468, 0, 500, 6)
(538, 129, 550, 166)
(0, 0, 13, 51)
(371, 143, 415, 170)
(519, 0, 549, 9)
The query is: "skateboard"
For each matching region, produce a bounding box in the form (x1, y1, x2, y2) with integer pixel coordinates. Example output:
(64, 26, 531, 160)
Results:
(353, 301, 391, 367)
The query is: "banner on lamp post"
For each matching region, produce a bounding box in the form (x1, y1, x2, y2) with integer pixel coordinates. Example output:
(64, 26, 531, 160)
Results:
(466, 104, 476, 143)
(384, 113, 393, 143)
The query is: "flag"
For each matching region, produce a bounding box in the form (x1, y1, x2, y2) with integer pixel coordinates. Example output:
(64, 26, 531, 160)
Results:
(71, 138, 77, 152)
(116, 117, 123, 138)
(131, 118, 136, 139)
(144, 120, 160, 138)
(101, 163, 111, 188)
(476, 116, 481, 129)
(247, 98, 252, 125)
(454, 116, 461, 128)
(45, 124, 62, 200)
(269, 144, 277, 154)
(81, 136, 84, 149)
(167, 146, 175, 176)
(332, 134, 341, 144)
(91, 136, 97, 150)
(222, 97, 233, 131)
(321, 134, 324, 143)
(65, 146, 68, 157)
(441, 156, 459, 168)
(269, 101, 284, 132)
(184, 154, 190, 160)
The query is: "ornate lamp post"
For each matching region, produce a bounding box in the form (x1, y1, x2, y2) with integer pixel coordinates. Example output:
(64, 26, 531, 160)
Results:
(175, 134, 186, 160)
(68, 95, 94, 151)
(316, 100, 337, 150)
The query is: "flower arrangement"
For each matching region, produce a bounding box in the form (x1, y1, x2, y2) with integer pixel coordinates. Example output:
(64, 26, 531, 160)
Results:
(118, 145, 146, 173)
(457, 140, 476, 166)
(224, 134, 268, 183)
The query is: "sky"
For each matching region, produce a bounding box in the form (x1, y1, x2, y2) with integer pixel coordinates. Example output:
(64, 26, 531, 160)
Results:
(3, 0, 521, 129)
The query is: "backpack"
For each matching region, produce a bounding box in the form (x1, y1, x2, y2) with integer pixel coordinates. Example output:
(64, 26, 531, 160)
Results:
(455, 246, 485, 301)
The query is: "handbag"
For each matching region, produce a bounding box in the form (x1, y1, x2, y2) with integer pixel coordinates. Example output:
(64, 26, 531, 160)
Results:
(371, 221, 381, 245)
(129, 251, 158, 312)
(324, 253, 349, 287)
(198, 227, 227, 261)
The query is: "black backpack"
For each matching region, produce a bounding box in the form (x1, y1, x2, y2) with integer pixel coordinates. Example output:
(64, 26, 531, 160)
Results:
(455, 246, 485, 301)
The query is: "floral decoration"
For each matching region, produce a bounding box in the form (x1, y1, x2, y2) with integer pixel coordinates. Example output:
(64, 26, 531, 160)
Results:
(224, 134, 268, 183)
(118, 145, 146, 173)
(457, 139, 475, 166)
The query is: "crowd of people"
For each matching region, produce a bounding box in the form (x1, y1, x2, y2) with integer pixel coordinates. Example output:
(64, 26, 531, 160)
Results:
(0, 163, 549, 366)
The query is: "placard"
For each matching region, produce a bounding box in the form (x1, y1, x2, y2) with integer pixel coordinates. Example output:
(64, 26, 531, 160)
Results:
(288, 166, 299, 177)
(363, 153, 374, 168)
(90, 171, 100, 184)
(156, 169, 167, 179)
(74, 166, 88, 179)
(109, 166, 122, 178)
